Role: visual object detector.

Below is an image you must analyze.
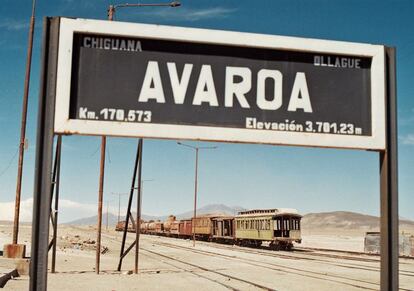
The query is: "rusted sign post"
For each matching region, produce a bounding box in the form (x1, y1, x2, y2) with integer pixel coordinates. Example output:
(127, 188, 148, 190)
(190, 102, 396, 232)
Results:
(31, 17, 397, 291)
(135, 140, 143, 274)
(95, 137, 106, 274)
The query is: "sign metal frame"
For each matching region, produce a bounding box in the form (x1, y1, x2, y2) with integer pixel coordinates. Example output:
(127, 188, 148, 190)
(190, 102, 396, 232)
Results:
(30, 17, 398, 291)
(54, 17, 386, 150)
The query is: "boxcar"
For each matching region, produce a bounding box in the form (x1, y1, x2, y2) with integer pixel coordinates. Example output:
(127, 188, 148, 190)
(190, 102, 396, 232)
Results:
(235, 209, 301, 250)
(194, 215, 225, 240)
(178, 219, 193, 238)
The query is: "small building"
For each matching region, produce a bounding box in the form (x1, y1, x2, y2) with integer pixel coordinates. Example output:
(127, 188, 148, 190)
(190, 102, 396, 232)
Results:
(364, 232, 414, 257)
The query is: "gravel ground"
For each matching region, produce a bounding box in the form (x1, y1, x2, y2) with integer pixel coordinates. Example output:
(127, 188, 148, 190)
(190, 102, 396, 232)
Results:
(1, 224, 413, 290)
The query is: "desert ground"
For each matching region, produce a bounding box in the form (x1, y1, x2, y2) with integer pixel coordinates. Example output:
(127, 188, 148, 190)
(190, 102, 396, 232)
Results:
(1, 222, 414, 290)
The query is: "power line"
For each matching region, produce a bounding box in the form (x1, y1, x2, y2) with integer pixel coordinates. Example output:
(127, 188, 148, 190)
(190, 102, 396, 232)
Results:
(0, 148, 19, 178)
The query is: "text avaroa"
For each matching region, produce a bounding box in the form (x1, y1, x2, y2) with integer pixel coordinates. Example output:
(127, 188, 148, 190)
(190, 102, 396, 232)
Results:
(137, 61, 313, 112)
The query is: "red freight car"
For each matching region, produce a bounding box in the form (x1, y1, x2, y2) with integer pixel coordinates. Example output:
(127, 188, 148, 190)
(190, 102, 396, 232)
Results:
(178, 219, 192, 238)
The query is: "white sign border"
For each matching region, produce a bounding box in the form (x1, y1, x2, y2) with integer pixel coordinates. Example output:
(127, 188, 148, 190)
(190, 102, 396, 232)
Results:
(54, 17, 386, 150)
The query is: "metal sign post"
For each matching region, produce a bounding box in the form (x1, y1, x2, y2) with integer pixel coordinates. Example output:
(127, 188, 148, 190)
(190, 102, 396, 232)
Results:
(380, 47, 398, 291)
(30, 17, 59, 291)
(49, 135, 62, 273)
(117, 140, 141, 271)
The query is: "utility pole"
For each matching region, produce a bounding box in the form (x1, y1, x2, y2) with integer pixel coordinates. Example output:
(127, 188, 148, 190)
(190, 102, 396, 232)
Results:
(111, 193, 128, 224)
(9, 0, 37, 254)
(177, 142, 217, 247)
(106, 201, 109, 231)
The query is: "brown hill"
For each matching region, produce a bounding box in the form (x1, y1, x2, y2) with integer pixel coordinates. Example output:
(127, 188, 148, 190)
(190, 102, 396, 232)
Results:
(302, 211, 414, 233)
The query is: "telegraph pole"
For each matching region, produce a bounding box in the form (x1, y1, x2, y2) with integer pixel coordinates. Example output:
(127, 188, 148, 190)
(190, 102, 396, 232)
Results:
(111, 193, 128, 224)
(177, 142, 217, 247)
(10, 0, 37, 251)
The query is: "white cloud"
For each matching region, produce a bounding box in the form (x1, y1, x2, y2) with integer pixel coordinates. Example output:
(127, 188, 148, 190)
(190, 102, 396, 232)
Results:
(137, 7, 237, 22)
(0, 198, 33, 222)
(0, 19, 27, 31)
(0, 198, 121, 223)
(400, 134, 414, 145)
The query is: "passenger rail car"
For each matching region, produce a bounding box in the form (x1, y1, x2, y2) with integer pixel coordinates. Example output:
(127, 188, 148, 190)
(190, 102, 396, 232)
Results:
(235, 209, 301, 250)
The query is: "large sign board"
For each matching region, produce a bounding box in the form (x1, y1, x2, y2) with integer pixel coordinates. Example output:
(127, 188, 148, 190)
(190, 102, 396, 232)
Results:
(54, 17, 386, 150)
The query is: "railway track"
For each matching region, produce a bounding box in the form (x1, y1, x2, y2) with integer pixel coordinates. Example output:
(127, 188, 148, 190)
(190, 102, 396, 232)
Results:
(296, 246, 414, 261)
(104, 231, 414, 278)
(148, 239, 413, 291)
(99, 231, 414, 290)
(140, 247, 275, 291)
(199, 240, 414, 277)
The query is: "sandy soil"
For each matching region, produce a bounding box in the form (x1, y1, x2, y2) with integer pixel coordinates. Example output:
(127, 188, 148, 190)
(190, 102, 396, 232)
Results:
(1, 223, 413, 290)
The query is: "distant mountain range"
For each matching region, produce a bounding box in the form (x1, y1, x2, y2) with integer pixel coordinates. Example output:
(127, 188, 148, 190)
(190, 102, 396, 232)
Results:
(65, 206, 414, 232)
(65, 204, 246, 226)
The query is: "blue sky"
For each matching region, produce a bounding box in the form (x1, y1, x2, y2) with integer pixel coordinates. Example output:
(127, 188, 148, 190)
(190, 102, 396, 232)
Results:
(0, 0, 413, 222)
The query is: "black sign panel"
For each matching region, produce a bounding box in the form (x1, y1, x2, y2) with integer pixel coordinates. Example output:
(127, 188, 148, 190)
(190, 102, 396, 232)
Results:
(69, 33, 372, 137)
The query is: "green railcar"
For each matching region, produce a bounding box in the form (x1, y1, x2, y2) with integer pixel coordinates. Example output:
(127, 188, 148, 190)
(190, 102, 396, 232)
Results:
(235, 209, 302, 250)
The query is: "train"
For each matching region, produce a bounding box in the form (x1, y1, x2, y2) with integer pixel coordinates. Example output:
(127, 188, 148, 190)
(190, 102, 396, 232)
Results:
(116, 208, 302, 250)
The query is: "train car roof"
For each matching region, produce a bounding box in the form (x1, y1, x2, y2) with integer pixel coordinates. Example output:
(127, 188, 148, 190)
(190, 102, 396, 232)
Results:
(236, 208, 302, 218)
(211, 216, 235, 221)
(193, 213, 232, 219)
